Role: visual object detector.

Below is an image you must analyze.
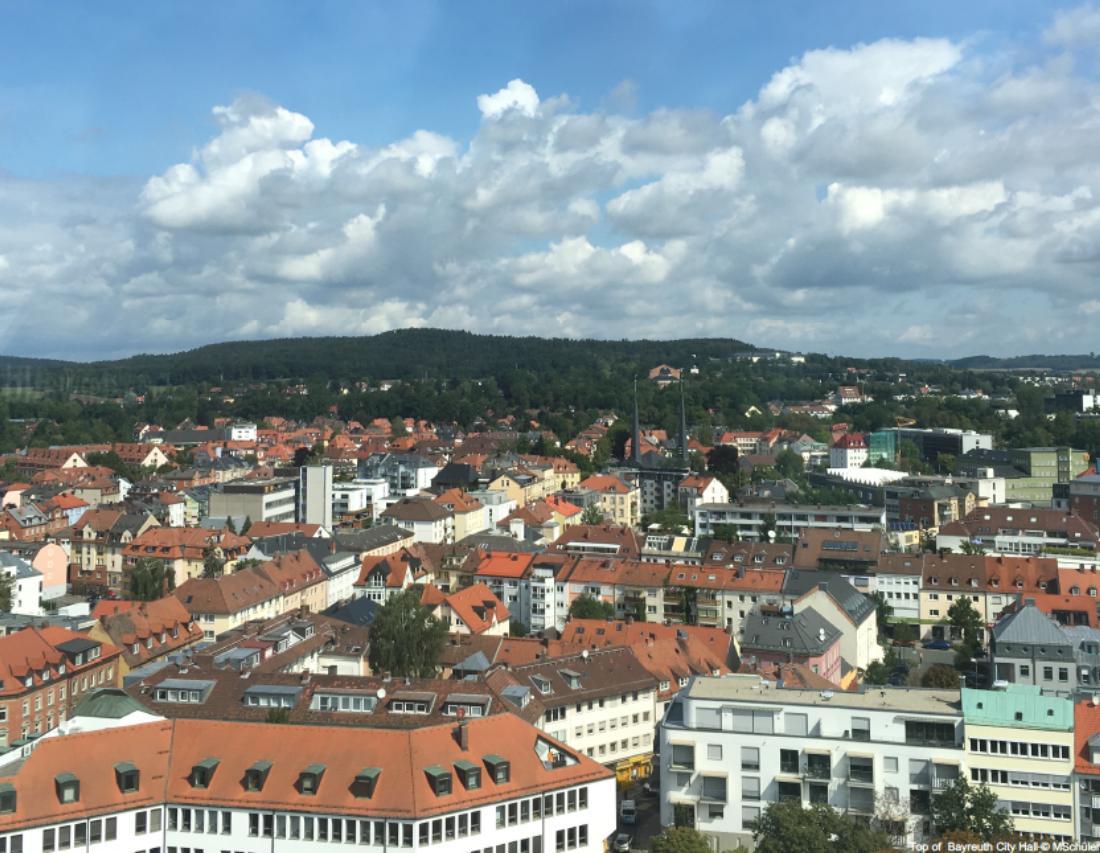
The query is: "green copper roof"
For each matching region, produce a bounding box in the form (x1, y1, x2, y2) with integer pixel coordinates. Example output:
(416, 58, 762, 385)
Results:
(72, 688, 149, 720)
(962, 685, 1073, 731)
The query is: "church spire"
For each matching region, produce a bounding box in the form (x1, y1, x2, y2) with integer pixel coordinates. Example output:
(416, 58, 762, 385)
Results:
(632, 377, 641, 465)
(679, 374, 689, 463)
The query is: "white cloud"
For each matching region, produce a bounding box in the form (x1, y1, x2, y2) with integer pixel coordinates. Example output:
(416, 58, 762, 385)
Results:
(477, 78, 540, 119)
(3, 16, 1100, 360)
(1044, 4, 1100, 47)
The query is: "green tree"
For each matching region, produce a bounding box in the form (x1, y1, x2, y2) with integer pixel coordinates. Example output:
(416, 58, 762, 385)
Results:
(643, 507, 690, 533)
(509, 620, 529, 638)
(894, 623, 918, 645)
(774, 448, 804, 479)
(706, 445, 739, 475)
(390, 417, 408, 437)
(367, 589, 447, 677)
(265, 707, 291, 724)
(225, 516, 238, 535)
(240, 515, 252, 535)
(959, 540, 986, 556)
(0, 570, 13, 611)
(947, 597, 982, 652)
(580, 504, 605, 525)
(870, 591, 893, 630)
(568, 594, 615, 620)
(922, 664, 960, 689)
(932, 776, 1013, 841)
(936, 452, 956, 475)
(648, 827, 711, 853)
(128, 558, 170, 601)
(751, 800, 890, 853)
(864, 660, 891, 686)
(710, 523, 739, 543)
(202, 546, 226, 579)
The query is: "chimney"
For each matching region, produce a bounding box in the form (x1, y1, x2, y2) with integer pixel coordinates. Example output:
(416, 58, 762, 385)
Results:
(455, 720, 469, 750)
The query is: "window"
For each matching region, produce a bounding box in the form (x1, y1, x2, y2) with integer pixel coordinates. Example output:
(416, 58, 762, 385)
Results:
(851, 717, 871, 741)
(741, 746, 760, 771)
(779, 749, 799, 774)
(786, 713, 808, 736)
(742, 805, 761, 827)
(671, 744, 695, 770)
(706, 744, 722, 761)
(115, 762, 139, 793)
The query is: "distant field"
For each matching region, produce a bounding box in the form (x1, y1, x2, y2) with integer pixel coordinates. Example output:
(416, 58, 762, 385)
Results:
(0, 386, 45, 398)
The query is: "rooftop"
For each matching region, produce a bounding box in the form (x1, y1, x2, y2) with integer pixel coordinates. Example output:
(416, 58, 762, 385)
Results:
(682, 675, 961, 717)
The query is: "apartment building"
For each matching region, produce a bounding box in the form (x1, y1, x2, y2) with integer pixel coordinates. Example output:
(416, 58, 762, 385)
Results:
(174, 569, 285, 639)
(0, 713, 615, 853)
(693, 502, 885, 540)
(69, 508, 159, 594)
(494, 647, 659, 783)
(962, 685, 1075, 841)
(87, 597, 204, 677)
(658, 675, 964, 849)
(209, 477, 299, 524)
(0, 627, 122, 749)
(575, 476, 640, 528)
(1074, 698, 1100, 842)
(937, 507, 1099, 557)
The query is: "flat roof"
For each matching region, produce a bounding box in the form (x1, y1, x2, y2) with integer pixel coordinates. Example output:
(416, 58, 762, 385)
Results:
(684, 675, 961, 717)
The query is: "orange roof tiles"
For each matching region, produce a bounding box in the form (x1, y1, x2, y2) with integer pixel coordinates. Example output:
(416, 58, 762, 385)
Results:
(0, 715, 611, 829)
(474, 551, 535, 580)
(446, 583, 510, 634)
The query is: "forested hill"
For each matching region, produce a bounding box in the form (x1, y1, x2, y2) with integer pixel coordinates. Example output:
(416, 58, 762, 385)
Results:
(949, 354, 1100, 370)
(0, 329, 755, 390)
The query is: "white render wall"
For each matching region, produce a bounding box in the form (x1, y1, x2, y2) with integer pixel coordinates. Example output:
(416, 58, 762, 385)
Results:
(659, 683, 964, 848)
(0, 779, 616, 853)
(539, 689, 658, 768)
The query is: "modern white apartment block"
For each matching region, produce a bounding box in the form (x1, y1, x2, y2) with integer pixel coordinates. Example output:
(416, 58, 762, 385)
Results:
(658, 676, 964, 849)
(693, 503, 886, 541)
(0, 714, 615, 853)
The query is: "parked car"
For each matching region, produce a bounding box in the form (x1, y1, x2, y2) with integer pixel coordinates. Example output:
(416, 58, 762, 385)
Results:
(613, 833, 633, 852)
(887, 672, 909, 686)
(922, 639, 951, 650)
(619, 800, 637, 826)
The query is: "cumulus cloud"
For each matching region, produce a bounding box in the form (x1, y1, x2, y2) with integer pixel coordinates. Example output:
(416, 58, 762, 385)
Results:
(2, 10, 1100, 360)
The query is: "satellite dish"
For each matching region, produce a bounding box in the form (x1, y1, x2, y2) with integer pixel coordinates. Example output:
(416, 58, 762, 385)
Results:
(376, 688, 387, 700)
(582, 650, 590, 660)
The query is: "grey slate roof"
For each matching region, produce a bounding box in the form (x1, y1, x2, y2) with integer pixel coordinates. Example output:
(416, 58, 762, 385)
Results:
(782, 569, 875, 625)
(993, 603, 1073, 648)
(741, 607, 841, 656)
(0, 552, 41, 580)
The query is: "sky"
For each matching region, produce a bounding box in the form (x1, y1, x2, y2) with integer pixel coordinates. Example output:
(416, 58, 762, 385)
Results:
(1, 1, 1099, 361)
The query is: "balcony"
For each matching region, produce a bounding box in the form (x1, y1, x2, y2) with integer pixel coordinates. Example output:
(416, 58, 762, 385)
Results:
(805, 755, 831, 781)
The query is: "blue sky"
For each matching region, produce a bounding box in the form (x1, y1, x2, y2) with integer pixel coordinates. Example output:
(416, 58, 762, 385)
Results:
(1, 1, 1099, 359)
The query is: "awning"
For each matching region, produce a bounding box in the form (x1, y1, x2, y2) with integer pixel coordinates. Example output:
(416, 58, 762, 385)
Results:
(846, 752, 875, 759)
(805, 748, 832, 755)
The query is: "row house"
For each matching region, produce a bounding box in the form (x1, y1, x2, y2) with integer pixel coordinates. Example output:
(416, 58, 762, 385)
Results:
(122, 526, 253, 588)
(434, 489, 489, 541)
(69, 509, 160, 594)
(574, 476, 640, 528)
(354, 547, 433, 604)
(0, 714, 615, 853)
(88, 597, 204, 677)
(677, 475, 729, 515)
(0, 626, 122, 749)
(937, 506, 1100, 557)
(13, 448, 87, 476)
(382, 498, 454, 544)
(919, 554, 1059, 643)
(557, 619, 734, 717)
(174, 569, 285, 639)
(492, 646, 659, 783)
(422, 583, 511, 636)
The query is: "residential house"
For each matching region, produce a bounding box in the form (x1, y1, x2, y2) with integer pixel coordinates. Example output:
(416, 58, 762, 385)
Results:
(575, 476, 640, 528)
(739, 609, 843, 687)
(88, 597, 204, 677)
(173, 569, 284, 639)
(0, 626, 121, 748)
(381, 498, 454, 544)
(677, 475, 729, 515)
(434, 489, 488, 541)
(782, 569, 881, 671)
(123, 527, 252, 588)
(427, 583, 511, 636)
(69, 509, 160, 594)
(0, 553, 42, 616)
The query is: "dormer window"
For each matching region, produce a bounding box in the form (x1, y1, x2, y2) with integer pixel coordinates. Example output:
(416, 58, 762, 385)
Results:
(968, 578, 978, 588)
(426, 765, 452, 796)
(298, 764, 326, 796)
(352, 767, 380, 799)
(244, 760, 272, 792)
(114, 762, 139, 793)
(930, 577, 939, 586)
(455, 760, 481, 790)
(559, 669, 582, 690)
(190, 758, 219, 789)
(484, 754, 510, 784)
(949, 577, 958, 586)
(55, 773, 80, 804)
(531, 675, 552, 695)
(0, 783, 15, 814)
